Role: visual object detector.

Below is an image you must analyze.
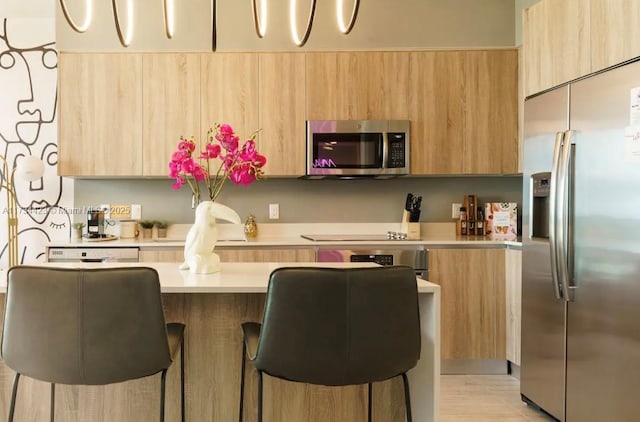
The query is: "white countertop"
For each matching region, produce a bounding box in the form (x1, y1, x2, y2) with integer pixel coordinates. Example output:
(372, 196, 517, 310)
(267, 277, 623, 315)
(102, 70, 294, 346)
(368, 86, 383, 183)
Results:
(51, 236, 520, 248)
(0, 262, 440, 294)
(49, 222, 521, 248)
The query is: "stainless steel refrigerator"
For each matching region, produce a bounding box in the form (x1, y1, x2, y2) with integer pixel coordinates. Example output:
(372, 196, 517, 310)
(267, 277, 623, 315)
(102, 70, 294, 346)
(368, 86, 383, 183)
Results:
(521, 58, 640, 422)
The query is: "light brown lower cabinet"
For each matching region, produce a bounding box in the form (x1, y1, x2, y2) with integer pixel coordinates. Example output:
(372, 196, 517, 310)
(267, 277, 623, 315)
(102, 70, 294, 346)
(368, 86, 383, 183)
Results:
(217, 248, 315, 263)
(428, 248, 506, 360)
(139, 248, 184, 262)
(505, 248, 522, 366)
(139, 247, 316, 263)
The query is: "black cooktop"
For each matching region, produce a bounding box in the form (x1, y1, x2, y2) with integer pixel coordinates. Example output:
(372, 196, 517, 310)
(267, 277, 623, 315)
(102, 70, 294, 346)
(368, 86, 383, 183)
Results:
(301, 234, 399, 241)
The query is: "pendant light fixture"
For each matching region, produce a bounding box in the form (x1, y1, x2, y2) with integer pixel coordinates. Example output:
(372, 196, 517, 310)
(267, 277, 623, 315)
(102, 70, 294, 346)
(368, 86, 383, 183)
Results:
(336, 0, 360, 34)
(163, 0, 175, 39)
(252, 0, 268, 38)
(289, 0, 316, 47)
(59, 0, 93, 33)
(112, 0, 135, 47)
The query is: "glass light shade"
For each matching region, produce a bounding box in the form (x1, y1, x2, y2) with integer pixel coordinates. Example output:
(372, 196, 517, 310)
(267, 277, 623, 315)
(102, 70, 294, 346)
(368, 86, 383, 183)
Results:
(15, 156, 45, 182)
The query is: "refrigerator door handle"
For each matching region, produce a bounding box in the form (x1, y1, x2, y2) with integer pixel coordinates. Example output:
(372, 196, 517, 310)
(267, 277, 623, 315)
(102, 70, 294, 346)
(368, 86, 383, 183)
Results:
(558, 130, 575, 301)
(549, 131, 564, 300)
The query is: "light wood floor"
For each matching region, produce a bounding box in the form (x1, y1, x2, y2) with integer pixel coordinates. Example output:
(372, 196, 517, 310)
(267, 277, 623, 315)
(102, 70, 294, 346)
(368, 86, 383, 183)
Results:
(441, 375, 555, 421)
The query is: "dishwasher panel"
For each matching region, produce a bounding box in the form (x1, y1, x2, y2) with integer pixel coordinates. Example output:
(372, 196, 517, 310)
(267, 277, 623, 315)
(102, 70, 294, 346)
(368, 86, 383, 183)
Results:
(47, 247, 140, 262)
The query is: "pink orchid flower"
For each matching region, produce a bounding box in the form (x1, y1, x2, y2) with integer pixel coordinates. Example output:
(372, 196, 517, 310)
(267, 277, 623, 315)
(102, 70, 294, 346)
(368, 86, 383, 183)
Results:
(169, 123, 266, 202)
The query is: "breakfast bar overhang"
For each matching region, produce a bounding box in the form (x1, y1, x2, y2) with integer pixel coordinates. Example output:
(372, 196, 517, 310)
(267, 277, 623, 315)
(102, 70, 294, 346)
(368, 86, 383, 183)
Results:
(0, 262, 440, 422)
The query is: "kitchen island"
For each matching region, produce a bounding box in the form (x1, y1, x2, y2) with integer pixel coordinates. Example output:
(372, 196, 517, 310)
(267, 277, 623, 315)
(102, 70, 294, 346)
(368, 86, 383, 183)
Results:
(0, 262, 440, 422)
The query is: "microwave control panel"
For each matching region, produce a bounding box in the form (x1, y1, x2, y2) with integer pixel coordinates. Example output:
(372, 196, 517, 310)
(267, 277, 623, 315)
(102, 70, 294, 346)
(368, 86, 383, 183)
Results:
(387, 133, 406, 168)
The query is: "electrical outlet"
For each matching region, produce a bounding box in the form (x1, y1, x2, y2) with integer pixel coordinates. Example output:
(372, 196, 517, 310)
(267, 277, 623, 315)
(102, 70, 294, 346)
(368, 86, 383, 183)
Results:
(131, 204, 142, 220)
(451, 203, 462, 219)
(269, 203, 280, 219)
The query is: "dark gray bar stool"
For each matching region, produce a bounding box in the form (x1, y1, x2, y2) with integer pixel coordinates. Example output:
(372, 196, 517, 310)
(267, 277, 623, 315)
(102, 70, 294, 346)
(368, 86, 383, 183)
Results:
(1, 266, 185, 422)
(238, 265, 421, 421)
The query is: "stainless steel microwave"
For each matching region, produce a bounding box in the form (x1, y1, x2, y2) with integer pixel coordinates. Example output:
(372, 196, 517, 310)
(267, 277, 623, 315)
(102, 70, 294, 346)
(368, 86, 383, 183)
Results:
(305, 120, 410, 178)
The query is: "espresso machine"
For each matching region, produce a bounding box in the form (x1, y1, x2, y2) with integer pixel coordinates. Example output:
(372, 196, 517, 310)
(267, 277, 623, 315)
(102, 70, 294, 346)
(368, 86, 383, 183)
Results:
(87, 208, 105, 238)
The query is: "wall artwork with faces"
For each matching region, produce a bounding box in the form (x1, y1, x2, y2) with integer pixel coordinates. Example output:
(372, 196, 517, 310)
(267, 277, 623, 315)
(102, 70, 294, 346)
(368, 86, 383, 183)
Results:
(0, 18, 74, 268)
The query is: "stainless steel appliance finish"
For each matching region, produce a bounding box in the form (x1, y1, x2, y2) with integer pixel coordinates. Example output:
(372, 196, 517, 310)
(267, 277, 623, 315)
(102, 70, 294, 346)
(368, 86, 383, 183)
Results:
(316, 247, 428, 279)
(47, 247, 140, 262)
(305, 120, 410, 178)
(87, 208, 105, 238)
(521, 59, 640, 422)
(521, 85, 569, 421)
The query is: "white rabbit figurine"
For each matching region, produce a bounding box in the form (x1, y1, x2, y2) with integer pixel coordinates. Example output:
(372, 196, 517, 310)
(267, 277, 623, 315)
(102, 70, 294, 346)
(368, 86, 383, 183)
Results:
(180, 201, 241, 274)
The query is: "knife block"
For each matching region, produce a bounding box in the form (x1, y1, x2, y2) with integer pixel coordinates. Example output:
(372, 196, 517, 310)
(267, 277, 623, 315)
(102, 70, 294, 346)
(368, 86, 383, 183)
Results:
(400, 222, 421, 240)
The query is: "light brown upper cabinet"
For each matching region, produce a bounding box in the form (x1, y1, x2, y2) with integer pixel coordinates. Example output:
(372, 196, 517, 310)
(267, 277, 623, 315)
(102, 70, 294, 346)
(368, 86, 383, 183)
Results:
(525, 0, 640, 97)
(353, 52, 411, 120)
(59, 50, 516, 177)
(523, 0, 591, 97)
(590, 0, 640, 71)
(409, 51, 465, 174)
(200, 53, 259, 152)
(305, 52, 359, 120)
(258, 53, 306, 177)
(463, 50, 518, 174)
(143, 54, 201, 176)
(409, 50, 518, 175)
(305, 52, 410, 121)
(58, 53, 143, 176)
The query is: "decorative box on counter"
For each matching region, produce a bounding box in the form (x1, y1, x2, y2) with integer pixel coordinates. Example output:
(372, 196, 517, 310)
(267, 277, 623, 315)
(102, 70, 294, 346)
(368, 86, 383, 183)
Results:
(485, 202, 518, 240)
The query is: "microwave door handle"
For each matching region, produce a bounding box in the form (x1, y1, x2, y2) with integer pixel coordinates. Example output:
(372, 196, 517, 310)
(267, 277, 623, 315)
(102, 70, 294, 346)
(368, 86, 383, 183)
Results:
(549, 131, 564, 300)
(381, 132, 389, 168)
(557, 130, 575, 302)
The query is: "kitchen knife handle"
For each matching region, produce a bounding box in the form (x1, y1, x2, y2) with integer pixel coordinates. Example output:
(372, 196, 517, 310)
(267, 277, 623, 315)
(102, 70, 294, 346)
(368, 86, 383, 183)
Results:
(405, 193, 413, 211)
(549, 131, 564, 300)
